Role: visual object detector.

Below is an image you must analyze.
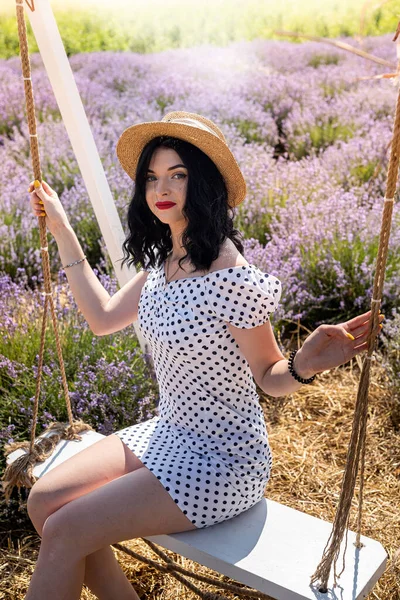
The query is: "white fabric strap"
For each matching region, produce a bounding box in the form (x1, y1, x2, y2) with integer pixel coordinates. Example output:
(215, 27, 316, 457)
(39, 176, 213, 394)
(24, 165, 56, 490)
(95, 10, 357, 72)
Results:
(41, 292, 52, 296)
(168, 117, 219, 139)
(384, 197, 394, 202)
(371, 299, 381, 304)
(40, 246, 49, 252)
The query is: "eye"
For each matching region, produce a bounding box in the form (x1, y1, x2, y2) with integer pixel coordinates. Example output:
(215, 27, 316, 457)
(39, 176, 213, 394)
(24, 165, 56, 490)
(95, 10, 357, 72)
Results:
(145, 172, 186, 182)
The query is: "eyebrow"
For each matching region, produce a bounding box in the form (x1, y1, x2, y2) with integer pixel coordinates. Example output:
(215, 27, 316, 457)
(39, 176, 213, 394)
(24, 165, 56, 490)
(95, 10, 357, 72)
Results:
(147, 164, 187, 173)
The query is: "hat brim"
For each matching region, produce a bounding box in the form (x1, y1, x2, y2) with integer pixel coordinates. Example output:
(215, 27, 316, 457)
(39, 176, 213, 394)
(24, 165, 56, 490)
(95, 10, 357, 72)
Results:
(116, 121, 246, 207)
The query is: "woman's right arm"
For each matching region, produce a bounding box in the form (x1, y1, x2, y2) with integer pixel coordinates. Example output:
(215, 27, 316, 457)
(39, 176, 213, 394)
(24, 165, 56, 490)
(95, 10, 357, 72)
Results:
(29, 180, 148, 336)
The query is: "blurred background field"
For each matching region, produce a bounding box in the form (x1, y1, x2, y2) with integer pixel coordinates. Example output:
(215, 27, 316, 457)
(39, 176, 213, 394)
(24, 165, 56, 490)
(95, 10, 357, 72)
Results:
(1, 1, 400, 597)
(1, 0, 400, 58)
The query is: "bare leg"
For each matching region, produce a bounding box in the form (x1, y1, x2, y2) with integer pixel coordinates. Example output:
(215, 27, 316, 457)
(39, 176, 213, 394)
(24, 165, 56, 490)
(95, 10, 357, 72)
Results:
(26, 435, 148, 600)
(25, 536, 85, 600)
(26, 541, 143, 600)
(27, 543, 139, 600)
(30, 517, 139, 600)
(24, 466, 196, 599)
(84, 546, 140, 600)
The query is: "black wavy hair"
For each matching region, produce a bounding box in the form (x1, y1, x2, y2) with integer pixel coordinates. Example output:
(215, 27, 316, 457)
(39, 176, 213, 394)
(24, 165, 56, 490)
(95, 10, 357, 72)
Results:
(120, 136, 244, 273)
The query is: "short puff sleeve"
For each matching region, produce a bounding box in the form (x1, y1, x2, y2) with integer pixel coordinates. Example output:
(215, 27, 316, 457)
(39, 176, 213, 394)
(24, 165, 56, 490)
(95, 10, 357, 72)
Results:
(203, 265, 282, 329)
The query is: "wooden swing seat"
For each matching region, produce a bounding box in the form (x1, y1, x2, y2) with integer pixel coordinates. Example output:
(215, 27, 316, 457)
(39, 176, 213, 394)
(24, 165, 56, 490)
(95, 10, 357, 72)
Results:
(7, 429, 387, 600)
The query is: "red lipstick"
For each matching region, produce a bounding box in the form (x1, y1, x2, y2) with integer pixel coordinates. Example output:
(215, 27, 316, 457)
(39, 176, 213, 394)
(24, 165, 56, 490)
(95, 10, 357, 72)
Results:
(155, 202, 176, 210)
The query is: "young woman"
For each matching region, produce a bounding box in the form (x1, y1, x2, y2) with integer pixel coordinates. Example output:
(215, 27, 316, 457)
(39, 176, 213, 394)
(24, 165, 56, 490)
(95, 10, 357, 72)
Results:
(26, 111, 383, 600)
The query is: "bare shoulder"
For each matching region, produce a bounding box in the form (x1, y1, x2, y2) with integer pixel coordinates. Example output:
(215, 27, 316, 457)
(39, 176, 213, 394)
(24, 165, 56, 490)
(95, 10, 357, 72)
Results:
(210, 238, 249, 272)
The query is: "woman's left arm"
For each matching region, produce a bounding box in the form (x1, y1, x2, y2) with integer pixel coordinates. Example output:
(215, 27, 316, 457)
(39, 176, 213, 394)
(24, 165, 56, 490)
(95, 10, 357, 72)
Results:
(229, 310, 384, 398)
(292, 309, 384, 377)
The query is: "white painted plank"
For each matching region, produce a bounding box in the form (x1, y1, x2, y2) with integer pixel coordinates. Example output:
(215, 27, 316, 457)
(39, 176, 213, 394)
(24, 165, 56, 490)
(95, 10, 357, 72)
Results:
(21, 0, 149, 353)
(147, 500, 387, 600)
(6, 430, 104, 479)
(6, 431, 387, 600)
(12, 4, 389, 597)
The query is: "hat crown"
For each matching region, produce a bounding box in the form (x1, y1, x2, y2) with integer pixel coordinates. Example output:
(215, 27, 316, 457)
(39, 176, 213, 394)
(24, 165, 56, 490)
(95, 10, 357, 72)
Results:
(116, 110, 246, 206)
(162, 111, 227, 144)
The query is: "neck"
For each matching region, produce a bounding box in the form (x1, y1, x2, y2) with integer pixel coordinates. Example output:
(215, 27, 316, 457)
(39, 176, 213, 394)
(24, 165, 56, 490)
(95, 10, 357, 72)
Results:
(168, 240, 186, 262)
(169, 222, 187, 262)
(169, 251, 185, 263)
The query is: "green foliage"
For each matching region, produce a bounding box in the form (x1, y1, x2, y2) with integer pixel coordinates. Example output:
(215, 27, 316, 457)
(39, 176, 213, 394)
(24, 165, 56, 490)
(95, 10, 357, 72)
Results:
(1, 0, 399, 59)
(0, 16, 27, 59)
(224, 118, 267, 144)
(0, 303, 158, 462)
(308, 53, 341, 68)
(289, 119, 355, 159)
(0, 116, 24, 138)
(349, 161, 379, 185)
(235, 188, 288, 244)
(155, 95, 176, 112)
(296, 231, 400, 325)
(320, 80, 350, 98)
(310, 120, 354, 150)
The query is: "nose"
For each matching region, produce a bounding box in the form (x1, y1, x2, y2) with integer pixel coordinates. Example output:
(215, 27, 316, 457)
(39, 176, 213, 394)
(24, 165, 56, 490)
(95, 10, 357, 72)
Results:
(154, 176, 171, 198)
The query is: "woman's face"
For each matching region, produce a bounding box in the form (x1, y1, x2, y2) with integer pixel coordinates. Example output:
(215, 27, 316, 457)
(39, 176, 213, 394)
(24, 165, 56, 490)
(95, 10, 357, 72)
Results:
(145, 146, 188, 226)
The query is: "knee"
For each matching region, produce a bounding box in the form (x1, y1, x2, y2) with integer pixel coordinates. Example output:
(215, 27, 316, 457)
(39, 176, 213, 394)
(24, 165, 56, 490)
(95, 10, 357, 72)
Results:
(27, 480, 52, 536)
(41, 508, 81, 560)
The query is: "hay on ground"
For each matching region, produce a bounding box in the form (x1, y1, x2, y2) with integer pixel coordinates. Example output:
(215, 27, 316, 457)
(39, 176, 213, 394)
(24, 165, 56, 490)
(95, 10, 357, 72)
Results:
(0, 356, 399, 599)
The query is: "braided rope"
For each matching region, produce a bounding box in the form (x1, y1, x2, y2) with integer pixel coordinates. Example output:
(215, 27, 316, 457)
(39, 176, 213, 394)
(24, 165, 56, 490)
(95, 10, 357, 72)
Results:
(310, 28, 400, 592)
(5, 2, 396, 598)
(2, 3, 274, 599)
(2, 0, 94, 501)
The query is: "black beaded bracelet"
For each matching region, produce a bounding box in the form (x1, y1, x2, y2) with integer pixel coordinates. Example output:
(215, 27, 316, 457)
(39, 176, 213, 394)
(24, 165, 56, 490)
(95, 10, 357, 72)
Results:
(288, 350, 316, 384)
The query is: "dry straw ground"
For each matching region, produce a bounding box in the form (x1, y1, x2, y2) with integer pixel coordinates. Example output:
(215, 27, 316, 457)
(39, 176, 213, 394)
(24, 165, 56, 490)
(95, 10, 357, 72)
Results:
(0, 355, 399, 600)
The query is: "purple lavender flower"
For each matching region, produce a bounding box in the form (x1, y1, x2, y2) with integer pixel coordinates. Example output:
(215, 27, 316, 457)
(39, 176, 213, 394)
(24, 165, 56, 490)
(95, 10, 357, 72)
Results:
(1, 33, 399, 442)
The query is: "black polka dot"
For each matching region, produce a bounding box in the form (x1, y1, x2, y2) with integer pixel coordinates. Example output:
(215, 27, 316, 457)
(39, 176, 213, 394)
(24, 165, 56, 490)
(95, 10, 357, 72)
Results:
(114, 262, 281, 528)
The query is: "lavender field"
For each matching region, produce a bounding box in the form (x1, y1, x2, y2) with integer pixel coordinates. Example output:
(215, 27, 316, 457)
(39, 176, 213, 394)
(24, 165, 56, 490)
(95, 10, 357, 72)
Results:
(1, 35, 400, 452)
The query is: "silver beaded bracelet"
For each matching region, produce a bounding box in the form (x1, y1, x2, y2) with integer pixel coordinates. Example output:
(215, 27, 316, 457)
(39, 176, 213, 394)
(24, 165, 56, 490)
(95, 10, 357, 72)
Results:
(63, 255, 87, 269)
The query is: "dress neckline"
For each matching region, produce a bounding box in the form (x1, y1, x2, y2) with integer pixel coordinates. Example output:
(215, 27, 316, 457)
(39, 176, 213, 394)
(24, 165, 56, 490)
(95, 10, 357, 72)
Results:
(161, 262, 256, 286)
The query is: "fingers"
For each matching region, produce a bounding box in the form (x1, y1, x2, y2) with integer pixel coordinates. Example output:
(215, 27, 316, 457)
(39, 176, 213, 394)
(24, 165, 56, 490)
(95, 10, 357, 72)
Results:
(38, 180, 54, 195)
(345, 309, 384, 329)
(29, 194, 46, 216)
(345, 322, 383, 350)
(28, 180, 48, 217)
(347, 314, 386, 360)
(349, 337, 379, 357)
(357, 323, 382, 342)
(349, 314, 384, 340)
(28, 179, 54, 196)
(344, 311, 372, 328)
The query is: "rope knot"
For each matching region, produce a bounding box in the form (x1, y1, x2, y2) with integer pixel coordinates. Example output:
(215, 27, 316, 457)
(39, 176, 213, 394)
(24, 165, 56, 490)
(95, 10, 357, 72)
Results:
(63, 420, 94, 440)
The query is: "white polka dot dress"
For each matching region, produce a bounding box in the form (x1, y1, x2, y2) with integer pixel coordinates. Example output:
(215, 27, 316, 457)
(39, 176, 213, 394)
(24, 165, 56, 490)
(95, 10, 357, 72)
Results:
(114, 262, 282, 529)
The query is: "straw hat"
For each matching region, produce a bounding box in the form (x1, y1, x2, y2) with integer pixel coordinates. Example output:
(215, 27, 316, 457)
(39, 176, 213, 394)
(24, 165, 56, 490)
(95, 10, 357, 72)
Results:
(116, 111, 246, 207)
